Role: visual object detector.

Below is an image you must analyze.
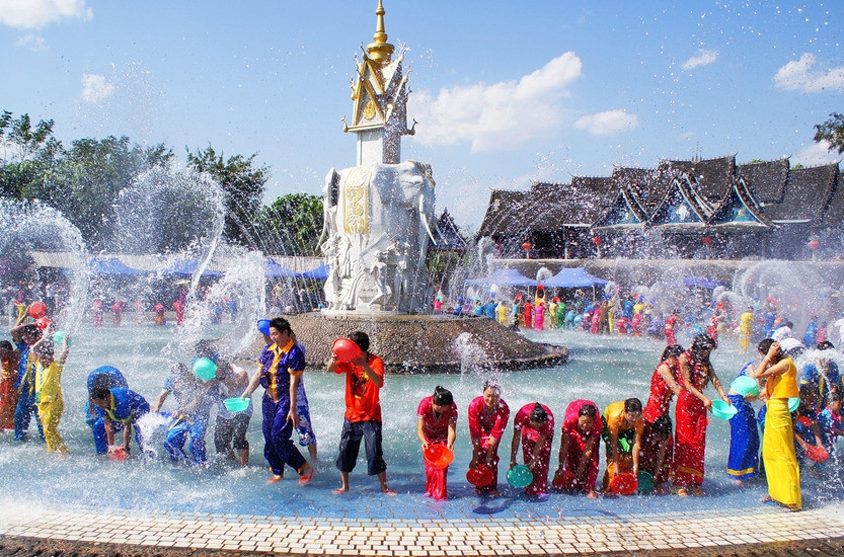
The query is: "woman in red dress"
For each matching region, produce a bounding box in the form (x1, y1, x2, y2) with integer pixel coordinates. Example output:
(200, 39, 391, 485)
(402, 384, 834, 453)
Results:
(673, 334, 730, 495)
(468, 379, 510, 495)
(417, 386, 458, 500)
(641, 344, 684, 489)
(509, 402, 554, 497)
(554, 399, 602, 498)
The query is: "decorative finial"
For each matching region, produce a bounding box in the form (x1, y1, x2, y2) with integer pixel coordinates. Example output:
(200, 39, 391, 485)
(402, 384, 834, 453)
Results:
(366, 0, 394, 63)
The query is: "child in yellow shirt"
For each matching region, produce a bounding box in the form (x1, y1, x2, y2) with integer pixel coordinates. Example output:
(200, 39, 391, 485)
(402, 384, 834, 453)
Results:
(32, 333, 71, 453)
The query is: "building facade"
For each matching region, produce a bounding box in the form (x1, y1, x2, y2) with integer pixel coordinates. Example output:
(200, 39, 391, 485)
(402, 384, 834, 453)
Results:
(477, 156, 843, 261)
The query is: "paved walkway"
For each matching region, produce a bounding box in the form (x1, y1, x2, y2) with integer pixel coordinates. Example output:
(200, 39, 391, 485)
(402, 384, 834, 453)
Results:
(1, 501, 843, 556)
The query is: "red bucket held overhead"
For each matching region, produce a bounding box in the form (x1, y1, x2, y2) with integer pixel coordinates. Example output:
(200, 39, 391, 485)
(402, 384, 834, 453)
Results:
(28, 301, 48, 319)
(332, 338, 362, 363)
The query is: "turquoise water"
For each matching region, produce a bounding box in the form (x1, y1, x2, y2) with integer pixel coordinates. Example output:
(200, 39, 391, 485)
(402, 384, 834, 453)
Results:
(0, 322, 840, 519)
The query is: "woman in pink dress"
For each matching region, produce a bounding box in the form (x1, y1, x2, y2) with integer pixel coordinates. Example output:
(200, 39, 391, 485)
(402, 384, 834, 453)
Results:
(509, 402, 554, 497)
(468, 380, 510, 495)
(417, 386, 458, 500)
(554, 399, 602, 498)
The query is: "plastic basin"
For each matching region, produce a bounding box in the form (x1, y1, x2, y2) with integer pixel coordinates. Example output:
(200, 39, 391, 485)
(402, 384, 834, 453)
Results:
(506, 464, 534, 489)
(610, 472, 638, 495)
(332, 338, 362, 363)
(193, 357, 218, 381)
(731, 376, 759, 397)
(423, 445, 454, 469)
(466, 464, 494, 487)
(223, 398, 249, 413)
(710, 399, 738, 420)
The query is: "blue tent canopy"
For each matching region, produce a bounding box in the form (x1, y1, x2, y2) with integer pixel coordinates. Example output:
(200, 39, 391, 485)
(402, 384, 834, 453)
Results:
(265, 259, 297, 278)
(89, 257, 146, 276)
(465, 268, 538, 287)
(298, 263, 329, 280)
(541, 267, 607, 288)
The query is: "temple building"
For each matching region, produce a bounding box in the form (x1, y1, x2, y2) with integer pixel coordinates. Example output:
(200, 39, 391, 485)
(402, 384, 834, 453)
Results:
(477, 156, 843, 261)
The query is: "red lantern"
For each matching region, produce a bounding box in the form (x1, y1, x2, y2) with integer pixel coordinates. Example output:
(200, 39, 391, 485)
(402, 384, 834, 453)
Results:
(808, 240, 820, 250)
(521, 242, 532, 251)
(592, 237, 602, 246)
(702, 236, 712, 245)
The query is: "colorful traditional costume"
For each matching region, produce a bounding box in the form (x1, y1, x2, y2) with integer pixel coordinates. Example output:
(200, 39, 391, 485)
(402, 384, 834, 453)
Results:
(513, 403, 554, 496)
(467, 395, 510, 493)
(34, 359, 67, 453)
(762, 358, 801, 509)
(558, 399, 602, 493)
(601, 400, 644, 490)
(417, 395, 458, 500)
(0, 354, 19, 430)
(261, 339, 309, 476)
(726, 394, 759, 480)
(673, 352, 710, 488)
(641, 362, 679, 485)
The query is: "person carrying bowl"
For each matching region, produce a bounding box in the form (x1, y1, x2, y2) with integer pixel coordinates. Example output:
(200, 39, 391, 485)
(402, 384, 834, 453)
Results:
(417, 386, 458, 500)
(468, 379, 510, 496)
(510, 402, 555, 498)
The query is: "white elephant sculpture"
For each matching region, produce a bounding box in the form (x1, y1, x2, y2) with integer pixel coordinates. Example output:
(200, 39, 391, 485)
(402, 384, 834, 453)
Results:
(320, 160, 442, 313)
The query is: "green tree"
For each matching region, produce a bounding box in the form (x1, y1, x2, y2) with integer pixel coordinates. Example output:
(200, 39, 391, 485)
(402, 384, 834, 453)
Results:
(258, 193, 324, 255)
(187, 146, 268, 247)
(45, 136, 174, 249)
(0, 110, 61, 163)
(814, 113, 844, 154)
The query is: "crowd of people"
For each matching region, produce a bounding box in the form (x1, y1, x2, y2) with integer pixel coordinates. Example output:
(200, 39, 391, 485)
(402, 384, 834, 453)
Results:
(2, 299, 842, 512)
(436, 285, 844, 352)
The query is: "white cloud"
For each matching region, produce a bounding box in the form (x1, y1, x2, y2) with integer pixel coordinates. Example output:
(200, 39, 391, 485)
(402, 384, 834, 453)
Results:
(81, 74, 114, 103)
(773, 53, 844, 93)
(573, 109, 638, 136)
(16, 33, 48, 51)
(791, 140, 841, 167)
(0, 0, 92, 29)
(411, 52, 583, 152)
(681, 49, 718, 70)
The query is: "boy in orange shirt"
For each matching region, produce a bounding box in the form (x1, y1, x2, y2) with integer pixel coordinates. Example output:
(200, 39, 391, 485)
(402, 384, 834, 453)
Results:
(327, 331, 396, 495)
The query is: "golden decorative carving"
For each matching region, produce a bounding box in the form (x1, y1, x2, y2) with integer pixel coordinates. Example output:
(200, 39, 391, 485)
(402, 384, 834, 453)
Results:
(341, 166, 372, 236)
(363, 99, 377, 120)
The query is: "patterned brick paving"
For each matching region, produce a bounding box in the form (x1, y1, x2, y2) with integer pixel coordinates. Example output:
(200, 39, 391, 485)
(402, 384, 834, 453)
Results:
(1, 503, 842, 556)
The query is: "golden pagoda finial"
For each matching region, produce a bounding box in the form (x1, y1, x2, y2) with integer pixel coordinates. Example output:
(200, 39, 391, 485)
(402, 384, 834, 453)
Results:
(366, 0, 394, 64)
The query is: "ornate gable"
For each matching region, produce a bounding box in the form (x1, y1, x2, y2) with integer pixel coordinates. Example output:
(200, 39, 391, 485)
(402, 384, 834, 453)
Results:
(708, 176, 772, 228)
(593, 185, 648, 229)
(649, 175, 711, 226)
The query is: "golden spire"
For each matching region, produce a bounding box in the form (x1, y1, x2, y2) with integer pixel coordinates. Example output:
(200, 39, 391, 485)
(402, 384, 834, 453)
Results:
(366, 0, 394, 64)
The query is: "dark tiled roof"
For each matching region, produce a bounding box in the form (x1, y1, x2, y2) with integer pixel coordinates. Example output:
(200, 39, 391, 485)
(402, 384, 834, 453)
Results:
(527, 179, 614, 228)
(764, 163, 839, 223)
(476, 190, 530, 237)
(430, 208, 468, 251)
(664, 156, 735, 201)
(737, 159, 790, 204)
(820, 171, 844, 226)
(611, 166, 672, 209)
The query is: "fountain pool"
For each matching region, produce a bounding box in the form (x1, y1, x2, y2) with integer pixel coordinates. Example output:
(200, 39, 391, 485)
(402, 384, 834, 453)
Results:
(1, 323, 841, 521)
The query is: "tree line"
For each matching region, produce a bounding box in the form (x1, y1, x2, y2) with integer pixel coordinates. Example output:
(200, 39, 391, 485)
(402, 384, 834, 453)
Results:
(0, 110, 323, 256)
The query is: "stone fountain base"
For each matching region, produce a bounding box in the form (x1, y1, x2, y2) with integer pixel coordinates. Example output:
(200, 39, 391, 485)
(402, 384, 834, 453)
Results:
(269, 313, 567, 374)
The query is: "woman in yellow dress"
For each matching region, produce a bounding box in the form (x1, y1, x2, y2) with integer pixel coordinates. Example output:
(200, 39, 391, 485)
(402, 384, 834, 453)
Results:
(752, 339, 800, 511)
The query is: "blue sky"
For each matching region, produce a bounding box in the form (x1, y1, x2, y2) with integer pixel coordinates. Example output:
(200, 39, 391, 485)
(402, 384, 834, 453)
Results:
(1, 1, 842, 231)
